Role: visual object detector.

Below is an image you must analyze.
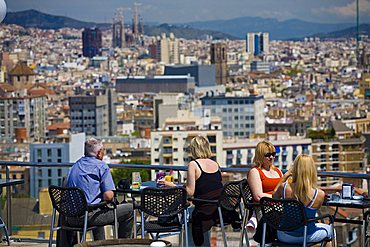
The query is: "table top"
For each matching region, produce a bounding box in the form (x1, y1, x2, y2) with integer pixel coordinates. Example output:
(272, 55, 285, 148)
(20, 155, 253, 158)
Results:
(116, 181, 184, 194)
(0, 179, 24, 187)
(324, 198, 370, 209)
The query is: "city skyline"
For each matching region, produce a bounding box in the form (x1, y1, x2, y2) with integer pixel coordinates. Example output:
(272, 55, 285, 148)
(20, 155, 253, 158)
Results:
(6, 0, 370, 24)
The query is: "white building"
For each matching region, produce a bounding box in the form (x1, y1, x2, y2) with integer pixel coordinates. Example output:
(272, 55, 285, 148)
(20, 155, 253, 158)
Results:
(151, 110, 223, 166)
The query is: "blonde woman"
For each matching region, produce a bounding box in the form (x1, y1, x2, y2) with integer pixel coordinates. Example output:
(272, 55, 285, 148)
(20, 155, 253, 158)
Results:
(247, 141, 289, 237)
(162, 136, 225, 246)
(272, 154, 334, 246)
(248, 141, 286, 201)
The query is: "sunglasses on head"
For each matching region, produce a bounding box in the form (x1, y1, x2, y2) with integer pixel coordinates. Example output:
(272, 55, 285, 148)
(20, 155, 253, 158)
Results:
(264, 152, 276, 158)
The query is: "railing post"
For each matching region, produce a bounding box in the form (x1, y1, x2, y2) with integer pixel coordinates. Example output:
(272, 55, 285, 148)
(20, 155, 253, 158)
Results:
(5, 165, 12, 235)
(368, 178, 370, 195)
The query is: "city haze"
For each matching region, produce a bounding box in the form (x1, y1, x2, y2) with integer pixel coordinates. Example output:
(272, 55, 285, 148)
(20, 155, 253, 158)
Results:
(6, 0, 370, 24)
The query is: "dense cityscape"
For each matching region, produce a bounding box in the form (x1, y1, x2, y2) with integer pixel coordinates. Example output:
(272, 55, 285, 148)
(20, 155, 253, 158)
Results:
(0, 1, 370, 246)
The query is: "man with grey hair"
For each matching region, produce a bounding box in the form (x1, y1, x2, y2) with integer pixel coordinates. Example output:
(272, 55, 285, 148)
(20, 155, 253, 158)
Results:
(65, 137, 133, 241)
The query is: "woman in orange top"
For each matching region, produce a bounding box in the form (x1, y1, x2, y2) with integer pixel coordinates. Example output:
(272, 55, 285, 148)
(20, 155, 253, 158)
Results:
(248, 141, 286, 201)
(247, 141, 291, 233)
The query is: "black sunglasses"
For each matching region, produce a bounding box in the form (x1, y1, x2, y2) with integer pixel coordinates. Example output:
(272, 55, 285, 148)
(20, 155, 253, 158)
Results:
(264, 152, 276, 158)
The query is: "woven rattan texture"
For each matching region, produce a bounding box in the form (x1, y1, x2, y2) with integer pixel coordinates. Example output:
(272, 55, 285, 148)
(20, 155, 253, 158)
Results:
(240, 179, 254, 209)
(140, 187, 187, 217)
(219, 181, 242, 211)
(261, 198, 306, 231)
(49, 186, 88, 217)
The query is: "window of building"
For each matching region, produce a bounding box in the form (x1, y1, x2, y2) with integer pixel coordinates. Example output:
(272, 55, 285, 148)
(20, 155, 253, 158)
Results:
(57, 149, 62, 157)
(38, 232, 45, 239)
(47, 149, 52, 157)
(48, 169, 52, 177)
(58, 169, 62, 177)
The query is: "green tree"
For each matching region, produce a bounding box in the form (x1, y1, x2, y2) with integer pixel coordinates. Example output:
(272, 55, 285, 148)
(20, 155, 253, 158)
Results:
(111, 159, 151, 185)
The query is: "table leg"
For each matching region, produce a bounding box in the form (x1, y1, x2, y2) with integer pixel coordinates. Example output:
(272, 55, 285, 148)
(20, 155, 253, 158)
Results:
(363, 208, 368, 247)
(133, 208, 137, 238)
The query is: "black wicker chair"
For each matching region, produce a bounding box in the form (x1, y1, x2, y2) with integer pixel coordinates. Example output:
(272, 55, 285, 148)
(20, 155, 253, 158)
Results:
(139, 187, 189, 247)
(260, 197, 335, 247)
(48, 186, 118, 247)
(239, 179, 259, 247)
(189, 180, 243, 247)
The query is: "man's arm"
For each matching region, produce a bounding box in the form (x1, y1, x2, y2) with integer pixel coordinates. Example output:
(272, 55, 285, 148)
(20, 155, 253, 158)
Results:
(103, 190, 114, 202)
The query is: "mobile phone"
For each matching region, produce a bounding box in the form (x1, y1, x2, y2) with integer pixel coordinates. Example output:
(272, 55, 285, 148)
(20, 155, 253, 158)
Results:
(342, 183, 353, 199)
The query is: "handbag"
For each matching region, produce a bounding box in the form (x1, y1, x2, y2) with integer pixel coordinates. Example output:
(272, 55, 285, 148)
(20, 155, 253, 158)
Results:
(157, 215, 180, 226)
(253, 219, 277, 243)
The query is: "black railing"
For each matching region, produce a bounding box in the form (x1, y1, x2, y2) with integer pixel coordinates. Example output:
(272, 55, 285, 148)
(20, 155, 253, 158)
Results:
(0, 160, 370, 242)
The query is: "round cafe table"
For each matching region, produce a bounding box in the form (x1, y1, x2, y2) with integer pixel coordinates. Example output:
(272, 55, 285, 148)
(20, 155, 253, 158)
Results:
(74, 239, 172, 247)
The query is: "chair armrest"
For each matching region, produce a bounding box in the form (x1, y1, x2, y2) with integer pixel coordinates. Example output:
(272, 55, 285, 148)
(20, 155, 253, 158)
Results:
(306, 213, 334, 224)
(88, 200, 118, 211)
(88, 201, 108, 210)
(188, 197, 218, 204)
(244, 202, 260, 207)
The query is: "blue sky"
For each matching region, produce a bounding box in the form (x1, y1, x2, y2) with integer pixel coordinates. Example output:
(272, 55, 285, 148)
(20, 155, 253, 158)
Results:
(5, 0, 370, 24)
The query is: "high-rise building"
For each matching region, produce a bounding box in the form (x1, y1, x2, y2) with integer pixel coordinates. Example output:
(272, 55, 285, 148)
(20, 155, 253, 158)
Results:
(82, 28, 102, 58)
(152, 33, 180, 64)
(69, 89, 117, 136)
(246, 32, 269, 56)
(0, 95, 47, 143)
(210, 42, 228, 85)
(112, 12, 125, 48)
(201, 94, 265, 138)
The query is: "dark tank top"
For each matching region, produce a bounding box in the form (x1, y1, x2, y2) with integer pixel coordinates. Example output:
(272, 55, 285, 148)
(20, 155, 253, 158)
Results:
(193, 159, 223, 200)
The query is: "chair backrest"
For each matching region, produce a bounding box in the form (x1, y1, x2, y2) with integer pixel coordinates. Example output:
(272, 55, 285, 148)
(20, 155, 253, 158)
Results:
(240, 179, 254, 209)
(48, 185, 88, 217)
(140, 187, 187, 217)
(219, 180, 242, 211)
(260, 197, 307, 231)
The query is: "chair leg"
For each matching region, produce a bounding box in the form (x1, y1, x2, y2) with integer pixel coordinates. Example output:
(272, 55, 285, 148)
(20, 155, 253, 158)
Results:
(303, 225, 307, 247)
(113, 207, 118, 239)
(184, 210, 189, 247)
(141, 211, 145, 238)
(218, 206, 228, 247)
(48, 208, 56, 247)
(81, 211, 88, 242)
(3, 224, 9, 246)
(261, 222, 266, 247)
(240, 210, 249, 247)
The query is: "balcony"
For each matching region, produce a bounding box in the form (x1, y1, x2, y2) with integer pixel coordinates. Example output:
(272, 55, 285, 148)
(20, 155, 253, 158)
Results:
(0, 161, 369, 246)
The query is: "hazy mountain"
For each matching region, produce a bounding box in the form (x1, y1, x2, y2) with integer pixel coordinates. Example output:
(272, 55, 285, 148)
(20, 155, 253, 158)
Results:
(308, 24, 370, 39)
(3, 9, 236, 40)
(185, 16, 357, 40)
(3, 9, 367, 40)
(3, 9, 111, 29)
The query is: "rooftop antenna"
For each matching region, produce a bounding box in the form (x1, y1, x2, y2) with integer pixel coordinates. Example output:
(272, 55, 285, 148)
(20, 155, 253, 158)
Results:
(356, 0, 360, 63)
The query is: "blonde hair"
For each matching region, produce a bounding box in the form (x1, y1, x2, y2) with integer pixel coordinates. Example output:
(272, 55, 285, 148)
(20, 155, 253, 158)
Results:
(253, 141, 276, 168)
(292, 154, 317, 203)
(189, 136, 212, 159)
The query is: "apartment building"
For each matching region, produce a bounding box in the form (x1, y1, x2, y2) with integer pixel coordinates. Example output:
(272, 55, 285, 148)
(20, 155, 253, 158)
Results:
(29, 133, 85, 198)
(0, 95, 47, 143)
(201, 93, 265, 138)
(223, 132, 311, 169)
(151, 110, 223, 166)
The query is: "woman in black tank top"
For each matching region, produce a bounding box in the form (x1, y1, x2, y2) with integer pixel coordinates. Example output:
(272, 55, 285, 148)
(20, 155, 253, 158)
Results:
(160, 136, 224, 246)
